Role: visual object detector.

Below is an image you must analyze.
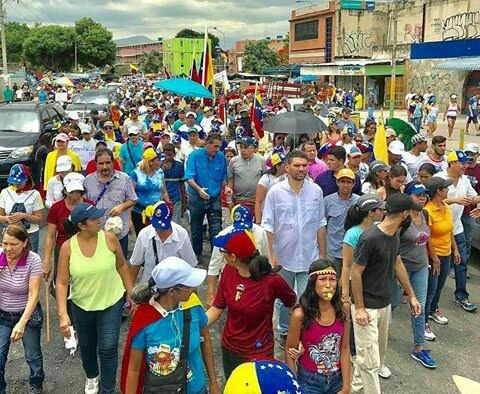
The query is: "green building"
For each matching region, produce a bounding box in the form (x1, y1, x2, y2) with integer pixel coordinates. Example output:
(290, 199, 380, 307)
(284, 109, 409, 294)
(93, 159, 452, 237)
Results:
(163, 38, 211, 77)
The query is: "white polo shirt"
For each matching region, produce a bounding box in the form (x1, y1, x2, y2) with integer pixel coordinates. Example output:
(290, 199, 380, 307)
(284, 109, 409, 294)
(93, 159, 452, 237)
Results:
(130, 222, 197, 282)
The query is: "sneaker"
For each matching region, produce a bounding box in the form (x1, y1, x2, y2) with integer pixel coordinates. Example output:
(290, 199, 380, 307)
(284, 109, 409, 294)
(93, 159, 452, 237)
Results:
(429, 308, 448, 325)
(411, 349, 437, 369)
(449, 270, 455, 279)
(278, 334, 287, 350)
(378, 364, 391, 379)
(424, 323, 436, 341)
(85, 376, 99, 394)
(455, 299, 478, 312)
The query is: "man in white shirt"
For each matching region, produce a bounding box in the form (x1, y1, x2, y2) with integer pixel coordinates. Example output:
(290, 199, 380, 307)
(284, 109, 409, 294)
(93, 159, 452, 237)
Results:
(402, 133, 427, 179)
(129, 201, 197, 283)
(262, 150, 327, 347)
(200, 106, 214, 134)
(434, 150, 480, 313)
(123, 107, 148, 139)
(206, 204, 270, 308)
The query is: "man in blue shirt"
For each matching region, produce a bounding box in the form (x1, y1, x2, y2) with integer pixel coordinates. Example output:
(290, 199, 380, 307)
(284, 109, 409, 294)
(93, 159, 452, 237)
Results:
(466, 92, 479, 134)
(185, 133, 227, 259)
(336, 107, 359, 135)
(162, 143, 186, 224)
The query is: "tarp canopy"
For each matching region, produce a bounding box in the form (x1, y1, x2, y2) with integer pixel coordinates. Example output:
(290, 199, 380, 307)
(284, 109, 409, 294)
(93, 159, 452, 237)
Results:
(434, 56, 480, 71)
(293, 75, 318, 83)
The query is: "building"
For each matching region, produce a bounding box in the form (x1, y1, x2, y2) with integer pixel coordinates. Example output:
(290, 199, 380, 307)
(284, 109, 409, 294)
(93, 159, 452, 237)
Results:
(115, 36, 163, 65)
(289, 1, 336, 65)
(163, 38, 212, 77)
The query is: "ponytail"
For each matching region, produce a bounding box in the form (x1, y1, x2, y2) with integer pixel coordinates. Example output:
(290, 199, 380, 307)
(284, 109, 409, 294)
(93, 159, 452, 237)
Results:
(131, 278, 171, 304)
(344, 204, 369, 232)
(63, 218, 81, 236)
(238, 250, 273, 281)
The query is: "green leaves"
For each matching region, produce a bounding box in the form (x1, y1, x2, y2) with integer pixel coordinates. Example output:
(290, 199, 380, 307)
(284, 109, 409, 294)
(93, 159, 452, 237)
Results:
(140, 50, 163, 74)
(75, 18, 116, 68)
(243, 39, 279, 74)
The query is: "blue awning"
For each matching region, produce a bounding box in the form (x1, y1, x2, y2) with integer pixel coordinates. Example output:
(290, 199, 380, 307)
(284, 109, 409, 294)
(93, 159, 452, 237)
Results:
(293, 75, 318, 83)
(434, 57, 480, 71)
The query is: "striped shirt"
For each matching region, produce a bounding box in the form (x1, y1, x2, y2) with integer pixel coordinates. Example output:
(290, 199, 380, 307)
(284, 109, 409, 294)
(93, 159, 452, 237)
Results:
(0, 250, 42, 312)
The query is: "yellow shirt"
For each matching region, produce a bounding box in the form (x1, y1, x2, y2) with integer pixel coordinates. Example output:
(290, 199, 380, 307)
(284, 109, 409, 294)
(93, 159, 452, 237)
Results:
(43, 149, 82, 190)
(424, 201, 454, 256)
(354, 94, 363, 110)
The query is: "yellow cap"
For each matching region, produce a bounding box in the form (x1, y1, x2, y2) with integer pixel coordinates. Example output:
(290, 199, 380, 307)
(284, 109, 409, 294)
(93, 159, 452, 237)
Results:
(142, 147, 158, 162)
(335, 168, 355, 180)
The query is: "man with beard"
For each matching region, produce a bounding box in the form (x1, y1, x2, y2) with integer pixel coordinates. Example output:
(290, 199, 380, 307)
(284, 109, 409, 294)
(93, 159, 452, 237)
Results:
(351, 193, 421, 394)
(421, 135, 448, 172)
(262, 150, 327, 348)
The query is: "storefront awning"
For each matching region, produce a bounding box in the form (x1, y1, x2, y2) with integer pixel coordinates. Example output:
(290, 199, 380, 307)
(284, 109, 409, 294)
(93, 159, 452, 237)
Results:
(435, 57, 480, 71)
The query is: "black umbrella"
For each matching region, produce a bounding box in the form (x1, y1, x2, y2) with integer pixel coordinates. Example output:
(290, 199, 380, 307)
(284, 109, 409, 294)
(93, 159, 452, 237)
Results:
(264, 110, 328, 134)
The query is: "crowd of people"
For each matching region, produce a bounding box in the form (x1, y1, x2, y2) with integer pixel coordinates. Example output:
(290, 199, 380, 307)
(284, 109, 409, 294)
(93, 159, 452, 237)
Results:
(0, 75, 479, 394)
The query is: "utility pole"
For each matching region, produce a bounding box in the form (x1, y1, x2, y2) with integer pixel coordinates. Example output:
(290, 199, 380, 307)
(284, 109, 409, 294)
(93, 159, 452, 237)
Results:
(0, 0, 8, 76)
(389, 0, 399, 118)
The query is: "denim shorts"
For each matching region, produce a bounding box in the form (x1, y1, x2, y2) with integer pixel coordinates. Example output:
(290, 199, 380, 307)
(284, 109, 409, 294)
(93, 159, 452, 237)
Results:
(297, 365, 342, 394)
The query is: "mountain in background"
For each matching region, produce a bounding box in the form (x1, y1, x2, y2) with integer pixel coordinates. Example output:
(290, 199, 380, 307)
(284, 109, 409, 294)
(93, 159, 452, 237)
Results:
(114, 35, 156, 46)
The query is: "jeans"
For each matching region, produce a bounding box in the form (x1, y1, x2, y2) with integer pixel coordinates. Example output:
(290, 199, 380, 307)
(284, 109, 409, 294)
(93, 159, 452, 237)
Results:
(28, 230, 39, 255)
(119, 234, 129, 261)
(71, 298, 123, 394)
(0, 305, 44, 392)
(277, 268, 308, 336)
(454, 232, 469, 301)
(188, 194, 222, 256)
(412, 117, 422, 132)
(172, 200, 182, 224)
(221, 345, 248, 382)
(461, 215, 475, 263)
(425, 255, 451, 317)
(367, 106, 375, 120)
(131, 210, 144, 236)
(391, 266, 428, 346)
(298, 365, 342, 394)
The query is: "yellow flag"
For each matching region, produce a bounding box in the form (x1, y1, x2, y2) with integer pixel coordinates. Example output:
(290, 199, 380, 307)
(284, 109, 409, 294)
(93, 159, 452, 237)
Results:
(374, 115, 389, 163)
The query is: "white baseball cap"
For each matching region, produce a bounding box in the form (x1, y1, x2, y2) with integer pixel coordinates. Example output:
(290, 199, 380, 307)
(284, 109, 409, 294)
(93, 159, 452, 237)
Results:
(104, 216, 123, 236)
(79, 122, 92, 134)
(63, 172, 85, 193)
(128, 125, 140, 135)
(68, 112, 80, 121)
(465, 143, 479, 154)
(388, 140, 405, 155)
(56, 155, 73, 172)
(151, 257, 205, 290)
(186, 111, 197, 119)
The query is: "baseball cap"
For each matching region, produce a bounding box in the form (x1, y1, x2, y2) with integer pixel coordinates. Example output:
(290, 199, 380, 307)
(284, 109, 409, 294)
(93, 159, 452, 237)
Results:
(464, 143, 479, 155)
(79, 123, 92, 134)
(385, 127, 397, 137)
(150, 201, 173, 231)
(447, 150, 469, 163)
(424, 177, 453, 196)
(70, 203, 106, 225)
(203, 106, 212, 112)
(129, 107, 138, 113)
(271, 152, 286, 167)
(63, 172, 85, 193)
(143, 147, 159, 162)
(68, 112, 79, 121)
(56, 155, 73, 172)
(213, 228, 257, 259)
(385, 193, 422, 214)
(104, 216, 123, 236)
(150, 256, 206, 290)
(319, 142, 334, 157)
(356, 194, 386, 211)
(53, 133, 69, 144)
(369, 160, 390, 173)
(349, 146, 362, 157)
(128, 126, 140, 135)
(335, 168, 355, 180)
(231, 204, 253, 230)
(178, 108, 186, 114)
(388, 140, 405, 155)
(239, 105, 250, 113)
(405, 182, 428, 195)
(103, 121, 114, 128)
(411, 134, 427, 145)
(187, 127, 199, 135)
(240, 137, 257, 147)
(172, 134, 182, 144)
(7, 164, 27, 185)
(186, 111, 197, 118)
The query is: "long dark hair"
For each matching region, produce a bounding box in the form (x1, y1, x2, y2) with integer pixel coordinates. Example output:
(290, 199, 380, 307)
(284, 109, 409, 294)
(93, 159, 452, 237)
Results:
(385, 164, 407, 198)
(299, 259, 345, 329)
(364, 170, 382, 189)
(344, 204, 370, 232)
(237, 250, 274, 281)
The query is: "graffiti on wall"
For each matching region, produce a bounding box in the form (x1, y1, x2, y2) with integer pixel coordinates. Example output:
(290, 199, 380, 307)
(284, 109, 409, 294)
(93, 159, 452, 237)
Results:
(337, 31, 374, 56)
(403, 23, 423, 43)
(442, 11, 480, 41)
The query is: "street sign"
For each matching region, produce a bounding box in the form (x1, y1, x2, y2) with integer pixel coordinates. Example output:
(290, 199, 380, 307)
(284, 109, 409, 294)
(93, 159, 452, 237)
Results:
(341, 0, 376, 10)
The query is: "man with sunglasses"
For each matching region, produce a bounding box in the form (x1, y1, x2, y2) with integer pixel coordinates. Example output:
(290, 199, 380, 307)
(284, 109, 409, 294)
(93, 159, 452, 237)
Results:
(122, 107, 148, 140)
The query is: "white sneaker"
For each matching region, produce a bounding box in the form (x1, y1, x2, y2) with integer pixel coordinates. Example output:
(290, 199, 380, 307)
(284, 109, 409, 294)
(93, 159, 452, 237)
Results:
(378, 364, 391, 379)
(85, 376, 99, 394)
(429, 308, 448, 325)
(424, 323, 437, 341)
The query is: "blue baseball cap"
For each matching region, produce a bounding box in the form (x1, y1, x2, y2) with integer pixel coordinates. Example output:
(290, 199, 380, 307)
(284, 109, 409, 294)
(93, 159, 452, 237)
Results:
(7, 164, 27, 185)
(349, 146, 362, 157)
(231, 205, 253, 230)
(150, 201, 173, 231)
(447, 150, 469, 163)
(172, 134, 182, 144)
(240, 137, 258, 147)
(405, 182, 428, 195)
(70, 203, 106, 225)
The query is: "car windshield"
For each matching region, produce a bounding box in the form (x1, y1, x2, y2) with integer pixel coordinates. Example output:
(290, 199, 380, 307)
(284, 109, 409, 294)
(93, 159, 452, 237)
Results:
(72, 92, 109, 105)
(0, 110, 40, 133)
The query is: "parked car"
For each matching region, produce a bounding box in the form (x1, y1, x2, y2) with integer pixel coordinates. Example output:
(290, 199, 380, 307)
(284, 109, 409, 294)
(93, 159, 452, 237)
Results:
(66, 88, 118, 120)
(0, 101, 65, 185)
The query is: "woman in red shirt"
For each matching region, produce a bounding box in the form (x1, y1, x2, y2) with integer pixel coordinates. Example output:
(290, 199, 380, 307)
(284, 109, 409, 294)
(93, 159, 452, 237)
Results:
(207, 228, 296, 380)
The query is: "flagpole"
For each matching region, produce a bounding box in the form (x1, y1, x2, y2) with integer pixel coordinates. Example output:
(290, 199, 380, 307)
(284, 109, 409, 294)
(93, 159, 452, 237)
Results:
(251, 82, 258, 123)
(190, 44, 195, 80)
(202, 22, 208, 86)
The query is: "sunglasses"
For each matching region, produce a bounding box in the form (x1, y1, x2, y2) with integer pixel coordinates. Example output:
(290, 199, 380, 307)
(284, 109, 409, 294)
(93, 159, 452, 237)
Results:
(128, 133, 138, 137)
(104, 126, 113, 129)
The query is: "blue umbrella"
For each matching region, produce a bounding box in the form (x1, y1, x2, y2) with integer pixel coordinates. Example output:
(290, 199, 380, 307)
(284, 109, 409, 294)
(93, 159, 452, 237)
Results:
(154, 78, 213, 98)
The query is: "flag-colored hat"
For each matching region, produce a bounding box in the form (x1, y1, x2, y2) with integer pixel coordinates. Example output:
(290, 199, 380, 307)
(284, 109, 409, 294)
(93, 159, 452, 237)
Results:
(231, 205, 253, 230)
(213, 228, 256, 259)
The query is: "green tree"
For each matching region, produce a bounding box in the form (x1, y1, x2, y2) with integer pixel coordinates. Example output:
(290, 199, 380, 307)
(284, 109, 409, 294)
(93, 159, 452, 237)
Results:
(75, 18, 116, 68)
(140, 50, 163, 74)
(243, 40, 279, 74)
(1, 22, 31, 63)
(175, 29, 220, 50)
(22, 25, 76, 71)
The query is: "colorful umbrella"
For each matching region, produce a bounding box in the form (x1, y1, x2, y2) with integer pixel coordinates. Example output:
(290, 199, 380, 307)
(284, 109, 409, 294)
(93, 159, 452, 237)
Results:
(55, 77, 74, 87)
(154, 78, 213, 98)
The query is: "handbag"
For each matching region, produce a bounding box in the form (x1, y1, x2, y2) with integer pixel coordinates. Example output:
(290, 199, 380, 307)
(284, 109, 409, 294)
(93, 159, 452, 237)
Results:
(143, 308, 191, 394)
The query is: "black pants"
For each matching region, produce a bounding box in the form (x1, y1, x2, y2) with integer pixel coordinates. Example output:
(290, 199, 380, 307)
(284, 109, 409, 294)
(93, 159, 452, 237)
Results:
(132, 210, 145, 236)
(221, 346, 247, 381)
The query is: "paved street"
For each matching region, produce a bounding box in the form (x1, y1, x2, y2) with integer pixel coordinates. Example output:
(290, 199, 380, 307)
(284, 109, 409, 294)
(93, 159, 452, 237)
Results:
(3, 218, 480, 393)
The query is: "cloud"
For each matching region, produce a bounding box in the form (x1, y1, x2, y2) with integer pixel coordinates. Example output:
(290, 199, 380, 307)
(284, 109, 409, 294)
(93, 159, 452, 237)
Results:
(5, 0, 293, 47)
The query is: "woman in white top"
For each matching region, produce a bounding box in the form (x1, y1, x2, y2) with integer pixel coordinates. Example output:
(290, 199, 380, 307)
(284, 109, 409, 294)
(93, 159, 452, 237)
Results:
(45, 155, 74, 209)
(254, 152, 286, 224)
(0, 165, 44, 253)
(443, 94, 460, 139)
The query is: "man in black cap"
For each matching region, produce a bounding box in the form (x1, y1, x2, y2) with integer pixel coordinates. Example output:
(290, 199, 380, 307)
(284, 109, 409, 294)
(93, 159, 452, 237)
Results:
(351, 193, 421, 393)
(336, 107, 358, 135)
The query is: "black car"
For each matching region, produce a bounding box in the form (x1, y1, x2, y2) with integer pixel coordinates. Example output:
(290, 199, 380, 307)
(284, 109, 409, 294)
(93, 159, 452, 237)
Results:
(66, 88, 118, 120)
(0, 101, 65, 185)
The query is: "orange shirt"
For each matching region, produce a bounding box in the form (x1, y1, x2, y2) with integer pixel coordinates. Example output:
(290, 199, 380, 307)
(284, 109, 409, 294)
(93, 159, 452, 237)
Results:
(424, 201, 454, 256)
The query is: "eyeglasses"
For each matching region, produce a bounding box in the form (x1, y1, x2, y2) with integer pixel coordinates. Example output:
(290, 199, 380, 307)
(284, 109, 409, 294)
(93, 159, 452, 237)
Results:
(104, 126, 113, 130)
(128, 133, 138, 137)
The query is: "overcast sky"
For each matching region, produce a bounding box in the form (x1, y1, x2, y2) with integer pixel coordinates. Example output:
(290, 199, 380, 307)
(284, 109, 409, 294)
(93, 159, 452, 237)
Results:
(4, 0, 309, 48)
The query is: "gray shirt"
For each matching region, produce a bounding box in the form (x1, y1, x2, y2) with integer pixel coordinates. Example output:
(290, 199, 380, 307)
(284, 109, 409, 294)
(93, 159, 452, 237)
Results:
(324, 193, 360, 259)
(399, 213, 430, 272)
(227, 154, 266, 200)
(84, 171, 138, 239)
